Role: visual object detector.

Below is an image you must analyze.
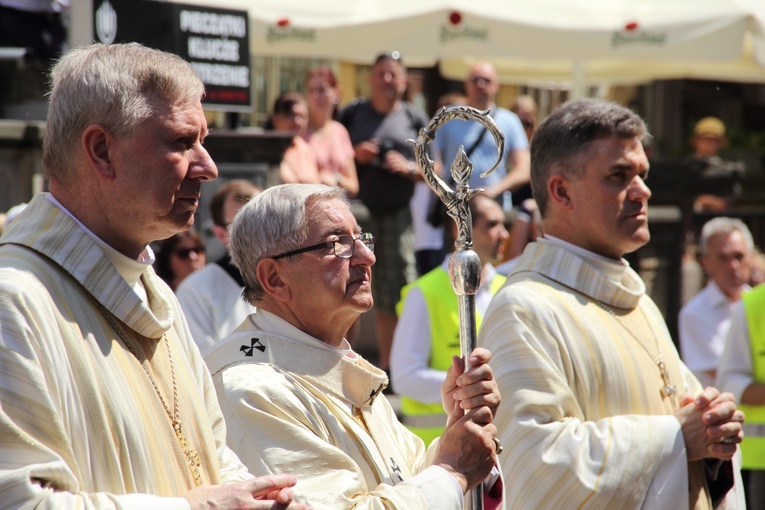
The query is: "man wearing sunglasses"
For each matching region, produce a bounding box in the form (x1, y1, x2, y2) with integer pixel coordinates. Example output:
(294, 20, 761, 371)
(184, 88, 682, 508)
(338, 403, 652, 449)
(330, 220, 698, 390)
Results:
(205, 183, 502, 509)
(434, 61, 529, 209)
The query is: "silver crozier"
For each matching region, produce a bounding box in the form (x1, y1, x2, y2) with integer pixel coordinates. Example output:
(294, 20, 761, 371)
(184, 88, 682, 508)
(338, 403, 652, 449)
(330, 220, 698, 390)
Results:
(410, 105, 504, 510)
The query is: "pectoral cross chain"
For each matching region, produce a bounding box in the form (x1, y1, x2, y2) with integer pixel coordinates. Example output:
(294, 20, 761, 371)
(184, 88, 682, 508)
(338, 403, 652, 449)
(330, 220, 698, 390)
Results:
(596, 300, 679, 412)
(175, 422, 203, 486)
(658, 361, 678, 411)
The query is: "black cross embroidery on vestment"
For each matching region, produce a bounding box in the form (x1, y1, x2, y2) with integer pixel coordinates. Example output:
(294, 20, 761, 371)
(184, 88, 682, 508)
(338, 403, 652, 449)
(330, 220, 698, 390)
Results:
(240, 338, 266, 356)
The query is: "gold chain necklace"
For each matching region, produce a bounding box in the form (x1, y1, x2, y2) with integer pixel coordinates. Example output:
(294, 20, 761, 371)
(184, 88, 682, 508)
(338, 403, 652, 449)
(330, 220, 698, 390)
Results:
(595, 300, 678, 411)
(93, 301, 204, 486)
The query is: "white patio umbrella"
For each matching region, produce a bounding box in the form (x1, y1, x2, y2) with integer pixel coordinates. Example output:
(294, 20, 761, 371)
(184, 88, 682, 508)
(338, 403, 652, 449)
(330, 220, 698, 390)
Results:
(439, 33, 765, 94)
(435, 0, 765, 94)
(177, 0, 765, 92)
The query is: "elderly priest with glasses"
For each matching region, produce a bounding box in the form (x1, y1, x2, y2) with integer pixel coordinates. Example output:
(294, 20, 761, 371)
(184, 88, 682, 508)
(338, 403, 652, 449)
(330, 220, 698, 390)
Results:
(204, 183, 503, 509)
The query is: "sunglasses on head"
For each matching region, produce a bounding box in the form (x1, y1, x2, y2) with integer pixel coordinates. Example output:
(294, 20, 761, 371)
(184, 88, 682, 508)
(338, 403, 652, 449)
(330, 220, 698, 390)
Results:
(374, 51, 403, 65)
(174, 246, 205, 260)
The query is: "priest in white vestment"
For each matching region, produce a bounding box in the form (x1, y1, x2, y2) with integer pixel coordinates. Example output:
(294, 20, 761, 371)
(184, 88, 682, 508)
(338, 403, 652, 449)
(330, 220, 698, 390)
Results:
(479, 99, 745, 509)
(207, 183, 504, 509)
(0, 43, 304, 509)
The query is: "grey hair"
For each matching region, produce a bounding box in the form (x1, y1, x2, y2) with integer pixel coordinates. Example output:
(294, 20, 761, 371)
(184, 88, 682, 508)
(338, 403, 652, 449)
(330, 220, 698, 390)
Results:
(229, 184, 348, 304)
(700, 217, 754, 256)
(530, 98, 649, 216)
(43, 43, 205, 183)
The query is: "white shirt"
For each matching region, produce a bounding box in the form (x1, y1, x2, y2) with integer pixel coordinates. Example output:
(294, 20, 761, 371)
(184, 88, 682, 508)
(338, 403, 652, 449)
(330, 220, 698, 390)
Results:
(390, 256, 500, 402)
(679, 281, 744, 388)
(410, 181, 444, 252)
(717, 302, 754, 402)
(176, 262, 256, 355)
(717, 300, 765, 508)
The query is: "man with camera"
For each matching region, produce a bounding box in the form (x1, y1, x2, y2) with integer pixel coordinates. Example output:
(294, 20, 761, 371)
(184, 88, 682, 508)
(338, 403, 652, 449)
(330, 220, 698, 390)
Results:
(339, 52, 430, 373)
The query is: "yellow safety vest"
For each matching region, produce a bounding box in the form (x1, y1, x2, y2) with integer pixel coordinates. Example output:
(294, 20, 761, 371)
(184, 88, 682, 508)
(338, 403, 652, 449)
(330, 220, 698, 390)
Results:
(739, 285, 765, 469)
(395, 267, 505, 445)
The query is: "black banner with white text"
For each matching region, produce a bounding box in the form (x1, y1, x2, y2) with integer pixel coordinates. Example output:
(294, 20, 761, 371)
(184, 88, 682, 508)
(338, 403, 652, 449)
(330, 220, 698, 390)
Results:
(93, 0, 251, 111)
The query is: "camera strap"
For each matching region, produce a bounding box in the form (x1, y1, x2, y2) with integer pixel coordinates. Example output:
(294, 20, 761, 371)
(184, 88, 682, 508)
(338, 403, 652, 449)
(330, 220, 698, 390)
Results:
(444, 125, 488, 186)
(465, 125, 489, 160)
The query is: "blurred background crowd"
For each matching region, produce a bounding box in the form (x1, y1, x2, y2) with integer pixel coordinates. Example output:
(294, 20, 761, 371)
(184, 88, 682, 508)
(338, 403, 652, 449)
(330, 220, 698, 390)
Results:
(2, 0, 765, 378)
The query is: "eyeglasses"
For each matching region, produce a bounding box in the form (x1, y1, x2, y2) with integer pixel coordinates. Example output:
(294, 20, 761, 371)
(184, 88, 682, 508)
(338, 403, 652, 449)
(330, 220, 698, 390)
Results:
(469, 76, 493, 86)
(174, 246, 205, 260)
(272, 233, 375, 260)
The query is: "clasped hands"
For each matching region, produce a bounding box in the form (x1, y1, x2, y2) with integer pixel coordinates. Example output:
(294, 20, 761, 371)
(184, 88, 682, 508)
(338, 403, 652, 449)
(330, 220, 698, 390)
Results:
(675, 387, 744, 462)
(184, 474, 311, 510)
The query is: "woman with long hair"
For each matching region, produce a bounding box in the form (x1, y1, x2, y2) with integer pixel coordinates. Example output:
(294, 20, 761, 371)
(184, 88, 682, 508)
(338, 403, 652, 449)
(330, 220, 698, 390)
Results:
(302, 67, 359, 196)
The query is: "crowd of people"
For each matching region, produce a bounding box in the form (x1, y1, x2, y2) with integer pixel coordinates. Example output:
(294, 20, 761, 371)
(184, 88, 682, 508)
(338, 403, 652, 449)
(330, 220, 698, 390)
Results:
(0, 40, 763, 509)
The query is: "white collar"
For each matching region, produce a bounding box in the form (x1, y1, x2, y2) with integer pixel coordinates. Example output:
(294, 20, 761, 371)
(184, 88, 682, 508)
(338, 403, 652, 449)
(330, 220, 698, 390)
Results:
(46, 194, 153, 290)
(541, 235, 629, 283)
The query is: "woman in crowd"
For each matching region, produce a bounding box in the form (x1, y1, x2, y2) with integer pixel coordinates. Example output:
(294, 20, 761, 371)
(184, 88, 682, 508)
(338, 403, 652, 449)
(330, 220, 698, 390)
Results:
(154, 229, 206, 291)
(302, 67, 359, 196)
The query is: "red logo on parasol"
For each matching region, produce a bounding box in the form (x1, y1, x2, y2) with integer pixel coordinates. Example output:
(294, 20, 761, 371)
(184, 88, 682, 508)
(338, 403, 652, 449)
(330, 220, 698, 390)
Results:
(624, 21, 639, 31)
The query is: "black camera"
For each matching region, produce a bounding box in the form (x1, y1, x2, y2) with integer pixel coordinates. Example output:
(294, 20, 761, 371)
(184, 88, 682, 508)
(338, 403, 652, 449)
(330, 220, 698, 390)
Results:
(378, 138, 397, 157)
(374, 138, 398, 166)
